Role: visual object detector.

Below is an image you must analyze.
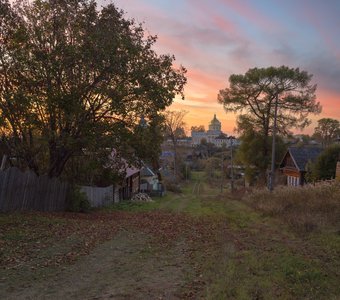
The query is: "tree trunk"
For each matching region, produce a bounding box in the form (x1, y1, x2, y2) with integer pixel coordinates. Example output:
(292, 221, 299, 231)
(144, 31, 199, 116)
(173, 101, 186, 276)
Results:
(260, 123, 270, 184)
(48, 143, 71, 177)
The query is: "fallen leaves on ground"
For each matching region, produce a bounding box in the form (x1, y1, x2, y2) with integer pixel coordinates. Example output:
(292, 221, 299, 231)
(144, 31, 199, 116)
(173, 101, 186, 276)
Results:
(0, 211, 229, 267)
(0, 210, 237, 298)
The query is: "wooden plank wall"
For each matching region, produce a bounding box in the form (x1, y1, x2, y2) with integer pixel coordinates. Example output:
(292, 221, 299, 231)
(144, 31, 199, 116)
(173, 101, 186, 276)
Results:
(80, 185, 114, 208)
(0, 167, 68, 212)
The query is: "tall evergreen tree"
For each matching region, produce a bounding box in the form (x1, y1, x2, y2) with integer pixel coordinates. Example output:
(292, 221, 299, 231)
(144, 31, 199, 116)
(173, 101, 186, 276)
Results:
(218, 66, 321, 180)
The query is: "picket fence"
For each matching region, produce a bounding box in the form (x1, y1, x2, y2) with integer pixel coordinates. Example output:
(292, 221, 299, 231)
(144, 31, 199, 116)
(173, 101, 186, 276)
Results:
(0, 167, 68, 212)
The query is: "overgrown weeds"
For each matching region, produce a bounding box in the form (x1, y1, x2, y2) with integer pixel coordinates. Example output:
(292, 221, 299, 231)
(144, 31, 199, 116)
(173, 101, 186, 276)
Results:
(245, 181, 340, 234)
(163, 178, 182, 193)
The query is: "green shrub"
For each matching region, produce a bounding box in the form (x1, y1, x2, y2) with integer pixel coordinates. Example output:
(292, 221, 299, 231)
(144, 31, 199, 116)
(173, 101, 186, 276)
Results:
(180, 163, 191, 180)
(311, 145, 340, 180)
(67, 186, 91, 212)
(163, 178, 182, 193)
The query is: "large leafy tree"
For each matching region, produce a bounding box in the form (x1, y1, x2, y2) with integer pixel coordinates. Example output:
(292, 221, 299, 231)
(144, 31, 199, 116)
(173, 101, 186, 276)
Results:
(218, 66, 321, 180)
(0, 0, 186, 177)
(235, 122, 287, 184)
(313, 118, 340, 147)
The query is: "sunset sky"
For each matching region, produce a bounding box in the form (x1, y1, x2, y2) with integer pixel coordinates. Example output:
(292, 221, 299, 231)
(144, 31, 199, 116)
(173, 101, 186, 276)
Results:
(103, 0, 340, 135)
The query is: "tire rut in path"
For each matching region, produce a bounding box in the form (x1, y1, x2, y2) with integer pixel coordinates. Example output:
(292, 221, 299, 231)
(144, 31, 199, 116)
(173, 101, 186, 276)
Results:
(191, 181, 202, 196)
(3, 231, 191, 300)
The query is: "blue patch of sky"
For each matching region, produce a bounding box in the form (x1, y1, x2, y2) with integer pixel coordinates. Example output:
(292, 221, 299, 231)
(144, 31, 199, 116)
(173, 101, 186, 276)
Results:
(237, 1, 327, 62)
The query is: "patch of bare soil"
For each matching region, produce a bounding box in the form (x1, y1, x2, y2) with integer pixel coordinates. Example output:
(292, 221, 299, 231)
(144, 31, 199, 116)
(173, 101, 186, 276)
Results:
(1, 230, 192, 300)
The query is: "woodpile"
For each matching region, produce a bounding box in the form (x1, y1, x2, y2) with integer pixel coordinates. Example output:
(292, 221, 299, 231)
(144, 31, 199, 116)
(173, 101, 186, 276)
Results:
(131, 193, 153, 202)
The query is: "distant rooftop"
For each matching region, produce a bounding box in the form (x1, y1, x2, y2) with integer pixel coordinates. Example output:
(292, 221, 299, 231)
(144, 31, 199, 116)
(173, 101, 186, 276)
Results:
(287, 147, 323, 171)
(215, 133, 228, 140)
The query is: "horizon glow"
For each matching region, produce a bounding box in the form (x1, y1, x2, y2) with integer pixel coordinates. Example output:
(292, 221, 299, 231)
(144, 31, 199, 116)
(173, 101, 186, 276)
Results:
(102, 0, 340, 135)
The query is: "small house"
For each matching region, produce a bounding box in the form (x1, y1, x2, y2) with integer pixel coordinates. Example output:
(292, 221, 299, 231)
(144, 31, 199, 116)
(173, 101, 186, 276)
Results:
(279, 147, 323, 186)
(109, 150, 141, 201)
(140, 165, 164, 196)
(118, 165, 140, 200)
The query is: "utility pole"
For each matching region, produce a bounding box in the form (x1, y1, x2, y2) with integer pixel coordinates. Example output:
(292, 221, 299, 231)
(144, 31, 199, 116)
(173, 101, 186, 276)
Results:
(228, 136, 235, 192)
(220, 150, 224, 193)
(230, 137, 234, 192)
(269, 94, 279, 192)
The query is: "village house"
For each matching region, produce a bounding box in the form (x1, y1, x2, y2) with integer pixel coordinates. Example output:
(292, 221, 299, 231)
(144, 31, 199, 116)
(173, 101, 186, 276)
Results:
(140, 165, 164, 196)
(80, 150, 141, 207)
(279, 147, 323, 186)
(117, 165, 140, 201)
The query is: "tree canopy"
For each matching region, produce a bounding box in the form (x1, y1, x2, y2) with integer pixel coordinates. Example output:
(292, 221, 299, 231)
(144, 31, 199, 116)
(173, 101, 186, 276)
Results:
(131, 113, 165, 171)
(218, 66, 321, 136)
(191, 125, 205, 132)
(313, 118, 340, 147)
(307, 145, 340, 181)
(235, 125, 287, 184)
(0, 0, 186, 177)
(163, 110, 187, 144)
(218, 66, 321, 181)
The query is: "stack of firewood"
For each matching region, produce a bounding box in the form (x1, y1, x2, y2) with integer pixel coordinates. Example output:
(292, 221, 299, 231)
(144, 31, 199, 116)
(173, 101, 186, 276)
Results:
(131, 193, 153, 202)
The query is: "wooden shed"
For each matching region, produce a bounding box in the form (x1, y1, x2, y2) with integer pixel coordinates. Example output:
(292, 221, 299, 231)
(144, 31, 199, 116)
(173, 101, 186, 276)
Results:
(279, 147, 323, 186)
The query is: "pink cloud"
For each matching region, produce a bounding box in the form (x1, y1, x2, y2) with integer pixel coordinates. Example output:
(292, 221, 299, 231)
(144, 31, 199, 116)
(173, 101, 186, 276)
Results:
(297, 4, 340, 61)
(109, 0, 340, 135)
(217, 0, 280, 32)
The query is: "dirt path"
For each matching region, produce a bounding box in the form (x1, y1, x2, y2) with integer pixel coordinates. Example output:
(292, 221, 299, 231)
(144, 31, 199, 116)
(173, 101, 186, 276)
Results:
(2, 231, 191, 300)
(1, 176, 339, 299)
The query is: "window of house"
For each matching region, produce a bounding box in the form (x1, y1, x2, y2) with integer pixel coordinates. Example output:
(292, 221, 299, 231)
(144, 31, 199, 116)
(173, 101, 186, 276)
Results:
(287, 175, 299, 186)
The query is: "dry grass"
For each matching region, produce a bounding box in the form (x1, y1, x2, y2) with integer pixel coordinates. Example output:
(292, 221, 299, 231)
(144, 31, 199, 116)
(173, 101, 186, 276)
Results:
(245, 181, 340, 234)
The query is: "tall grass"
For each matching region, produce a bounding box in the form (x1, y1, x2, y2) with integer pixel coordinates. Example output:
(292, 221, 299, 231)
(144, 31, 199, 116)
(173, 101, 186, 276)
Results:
(245, 181, 340, 234)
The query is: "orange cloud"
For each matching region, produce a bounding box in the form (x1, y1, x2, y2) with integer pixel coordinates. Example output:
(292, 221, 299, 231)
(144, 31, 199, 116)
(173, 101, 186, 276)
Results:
(317, 90, 340, 119)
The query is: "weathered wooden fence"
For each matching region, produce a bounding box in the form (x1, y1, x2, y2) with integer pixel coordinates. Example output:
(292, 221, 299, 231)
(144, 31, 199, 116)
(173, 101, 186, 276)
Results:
(80, 185, 116, 207)
(0, 167, 68, 212)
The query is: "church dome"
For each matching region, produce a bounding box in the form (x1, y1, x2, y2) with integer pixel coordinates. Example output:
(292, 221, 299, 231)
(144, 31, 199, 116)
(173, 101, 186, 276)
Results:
(209, 114, 221, 131)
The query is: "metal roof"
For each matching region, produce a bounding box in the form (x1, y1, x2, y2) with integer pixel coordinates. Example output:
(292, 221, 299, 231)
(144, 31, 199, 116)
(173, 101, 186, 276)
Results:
(287, 147, 323, 171)
(140, 166, 156, 177)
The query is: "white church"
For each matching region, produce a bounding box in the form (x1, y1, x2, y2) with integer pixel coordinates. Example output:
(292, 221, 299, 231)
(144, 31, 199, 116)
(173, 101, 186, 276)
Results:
(191, 114, 231, 147)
